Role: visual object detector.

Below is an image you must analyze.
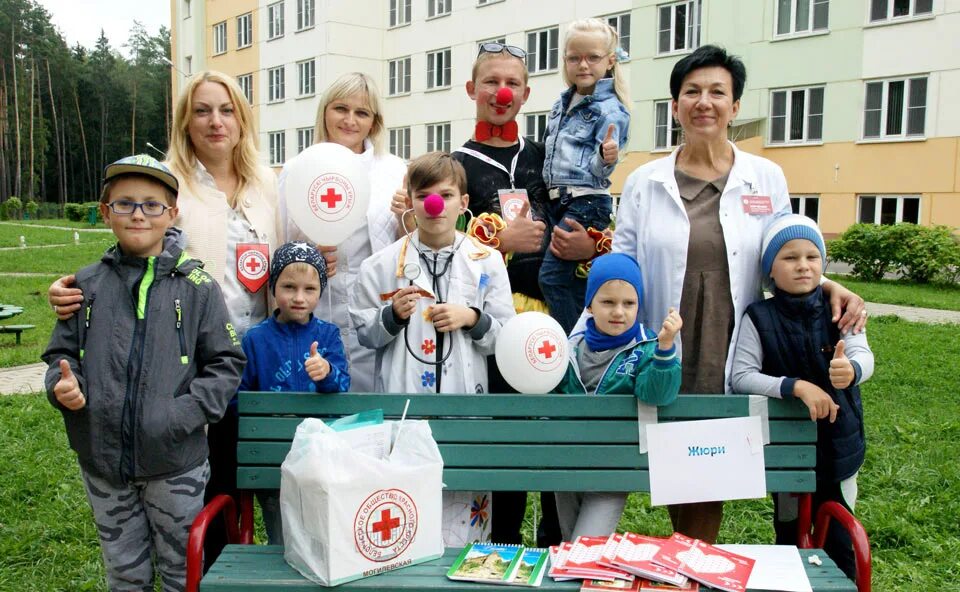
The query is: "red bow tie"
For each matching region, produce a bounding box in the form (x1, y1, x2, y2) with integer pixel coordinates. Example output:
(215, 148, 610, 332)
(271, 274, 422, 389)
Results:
(475, 120, 519, 142)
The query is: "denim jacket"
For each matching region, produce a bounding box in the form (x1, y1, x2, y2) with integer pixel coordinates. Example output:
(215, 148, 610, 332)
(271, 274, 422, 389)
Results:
(543, 79, 631, 190)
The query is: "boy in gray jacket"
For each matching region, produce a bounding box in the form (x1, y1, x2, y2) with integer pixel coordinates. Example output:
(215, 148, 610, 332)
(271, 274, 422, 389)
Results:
(42, 155, 245, 591)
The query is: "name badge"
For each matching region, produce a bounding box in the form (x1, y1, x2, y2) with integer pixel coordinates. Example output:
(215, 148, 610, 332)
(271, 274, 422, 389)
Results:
(741, 195, 773, 215)
(497, 188, 531, 222)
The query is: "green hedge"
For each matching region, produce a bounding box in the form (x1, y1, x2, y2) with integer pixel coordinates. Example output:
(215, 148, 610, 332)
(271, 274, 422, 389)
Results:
(829, 223, 960, 284)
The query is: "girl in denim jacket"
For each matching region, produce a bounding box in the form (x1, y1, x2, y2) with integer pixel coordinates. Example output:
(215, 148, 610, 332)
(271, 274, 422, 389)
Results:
(540, 18, 631, 334)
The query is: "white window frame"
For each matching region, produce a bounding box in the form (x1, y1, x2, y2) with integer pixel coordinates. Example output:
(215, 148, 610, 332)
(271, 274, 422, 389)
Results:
(478, 0, 506, 5)
(478, 36, 507, 49)
(606, 12, 631, 57)
(268, 2, 285, 40)
(390, 127, 412, 160)
(269, 131, 286, 166)
(857, 194, 921, 225)
(869, 0, 933, 23)
(428, 0, 451, 19)
(390, 0, 412, 27)
(525, 112, 548, 142)
(426, 48, 452, 90)
(268, 66, 286, 103)
(237, 13, 253, 48)
(790, 195, 820, 223)
(862, 76, 927, 141)
(769, 86, 824, 146)
(775, 0, 829, 37)
(526, 26, 559, 74)
(297, 0, 315, 30)
(184, 56, 192, 76)
(297, 59, 316, 97)
(184, 0, 191, 19)
(237, 73, 253, 105)
(297, 127, 314, 154)
(213, 21, 227, 55)
(389, 57, 412, 96)
(426, 122, 452, 153)
(657, 0, 701, 56)
(654, 100, 682, 151)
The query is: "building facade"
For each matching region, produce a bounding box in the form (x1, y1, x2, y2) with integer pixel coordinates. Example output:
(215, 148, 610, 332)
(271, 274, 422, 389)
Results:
(170, 0, 960, 233)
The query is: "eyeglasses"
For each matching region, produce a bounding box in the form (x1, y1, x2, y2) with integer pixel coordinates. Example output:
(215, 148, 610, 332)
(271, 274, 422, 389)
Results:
(564, 53, 611, 66)
(105, 200, 172, 217)
(477, 42, 527, 61)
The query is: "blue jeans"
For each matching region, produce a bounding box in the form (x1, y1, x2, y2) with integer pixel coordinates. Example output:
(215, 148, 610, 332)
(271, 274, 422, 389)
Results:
(539, 192, 613, 334)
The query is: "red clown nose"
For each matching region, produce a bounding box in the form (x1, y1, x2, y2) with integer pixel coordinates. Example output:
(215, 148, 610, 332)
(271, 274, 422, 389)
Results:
(424, 193, 445, 217)
(495, 87, 513, 106)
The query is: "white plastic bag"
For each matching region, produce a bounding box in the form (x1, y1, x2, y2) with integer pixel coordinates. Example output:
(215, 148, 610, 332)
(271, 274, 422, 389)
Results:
(280, 417, 444, 586)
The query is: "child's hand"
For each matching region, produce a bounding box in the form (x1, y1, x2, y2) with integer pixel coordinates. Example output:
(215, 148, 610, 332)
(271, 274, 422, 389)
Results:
(601, 124, 619, 165)
(391, 286, 422, 321)
(794, 380, 839, 423)
(829, 340, 855, 389)
(658, 307, 682, 350)
(54, 359, 86, 410)
(391, 176, 415, 231)
(304, 341, 331, 382)
(431, 304, 479, 333)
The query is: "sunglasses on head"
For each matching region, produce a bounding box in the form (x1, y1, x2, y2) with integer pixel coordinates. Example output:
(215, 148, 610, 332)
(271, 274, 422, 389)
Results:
(477, 42, 526, 61)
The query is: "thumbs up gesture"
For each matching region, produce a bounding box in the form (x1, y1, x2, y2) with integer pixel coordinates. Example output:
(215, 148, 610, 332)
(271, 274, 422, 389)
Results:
(600, 124, 619, 165)
(829, 340, 855, 389)
(658, 307, 683, 351)
(54, 359, 86, 410)
(304, 341, 331, 382)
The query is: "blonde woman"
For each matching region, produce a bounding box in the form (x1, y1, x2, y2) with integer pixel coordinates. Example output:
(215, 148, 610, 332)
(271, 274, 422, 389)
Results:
(279, 72, 406, 393)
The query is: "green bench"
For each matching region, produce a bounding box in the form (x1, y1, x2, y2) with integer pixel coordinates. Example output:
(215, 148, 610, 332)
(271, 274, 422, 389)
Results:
(187, 392, 870, 592)
(0, 324, 35, 344)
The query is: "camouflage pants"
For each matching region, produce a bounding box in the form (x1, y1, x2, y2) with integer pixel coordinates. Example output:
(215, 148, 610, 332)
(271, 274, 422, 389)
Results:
(80, 461, 209, 592)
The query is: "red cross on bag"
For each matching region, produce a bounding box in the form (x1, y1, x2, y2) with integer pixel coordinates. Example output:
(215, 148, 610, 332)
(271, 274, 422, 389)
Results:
(236, 243, 270, 293)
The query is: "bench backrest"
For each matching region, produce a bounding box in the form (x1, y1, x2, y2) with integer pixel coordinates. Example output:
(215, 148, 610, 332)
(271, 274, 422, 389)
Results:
(236, 392, 817, 495)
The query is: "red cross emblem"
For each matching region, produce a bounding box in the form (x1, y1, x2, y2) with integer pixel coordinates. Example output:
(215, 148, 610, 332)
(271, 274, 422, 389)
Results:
(307, 174, 356, 222)
(538, 340, 557, 359)
(371, 509, 400, 543)
(236, 243, 269, 293)
(244, 257, 262, 273)
(320, 187, 343, 209)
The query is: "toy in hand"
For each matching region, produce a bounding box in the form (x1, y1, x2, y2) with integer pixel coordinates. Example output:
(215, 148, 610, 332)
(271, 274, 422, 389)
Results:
(424, 193, 445, 218)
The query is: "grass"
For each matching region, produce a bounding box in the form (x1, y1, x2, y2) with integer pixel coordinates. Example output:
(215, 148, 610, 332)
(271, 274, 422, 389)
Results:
(0, 276, 61, 367)
(826, 274, 960, 312)
(0, 239, 114, 276)
(0, 223, 109, 248)
(2, 218, 108, 230)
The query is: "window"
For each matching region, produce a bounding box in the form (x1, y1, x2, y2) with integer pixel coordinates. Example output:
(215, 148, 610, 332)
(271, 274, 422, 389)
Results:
(654, 100, 682, 150)
(770, 86, 824, 144)
(606, 12, 631, 57)
(185, 56, 192, 76)
(268, 2, 285, 39)
(526, 26, 559, 74)
(390, 127, 411, 160)
(428, 0, 451, 18)
(427, 48, 452, 89)
(426, 123, 451, 152)
(869, 0, 933, 22)
(237, 13, 252, 48)
(657, 0, 701, 55)
(858, 195, 920, 225)
(268, 66, 285, 102)
(213, 21, 227, 55)
(863, 77, 927, 140)
(297, 127, 314, 154)
(478, 36, 507, 49)
(776, 0, 828, 36)
(297, 0, 315, 30)
(478, 0, 505, 5)
(525, 112, 548, 142)
(389, 57, 412, 95)
(184, 0, 191, 18)
(269, 131, 286, 166)
(237, 74, 253, 105)
(390, 0, 412, 26)
(790, 195, 820, 222)
(297, 59, 316, 96)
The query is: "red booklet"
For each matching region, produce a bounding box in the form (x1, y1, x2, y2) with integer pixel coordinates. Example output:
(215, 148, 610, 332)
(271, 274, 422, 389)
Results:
(549, 543, 581, 581)
(562, 536, 635, 581)
(639, 579, 699, 591)
(651, 533, 754, 592)
(602, 533, 689, 587)
(581, 578, 643, 591)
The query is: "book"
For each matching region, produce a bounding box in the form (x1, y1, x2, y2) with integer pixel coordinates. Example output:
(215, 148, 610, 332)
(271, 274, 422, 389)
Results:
(560, 536, 634, 581)
(507, 548, 549, 587)
(581, 578, 643, 591)
(447, 543, 525, 585)
(603, 532, 689, 587)
(549, 543, 585, 581)
(639, 578, 699, 591)
(651, 533, 754, 592)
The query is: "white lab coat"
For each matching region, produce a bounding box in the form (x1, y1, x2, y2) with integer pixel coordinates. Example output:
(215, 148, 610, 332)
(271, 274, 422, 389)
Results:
(612, 142, 791, 391)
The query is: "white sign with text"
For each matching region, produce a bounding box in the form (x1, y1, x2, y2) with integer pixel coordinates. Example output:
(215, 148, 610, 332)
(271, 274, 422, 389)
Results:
(647, 416, 766, 506)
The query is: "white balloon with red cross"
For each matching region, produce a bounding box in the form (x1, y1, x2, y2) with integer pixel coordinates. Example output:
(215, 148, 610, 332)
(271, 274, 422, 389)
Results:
(494, 312, 568, 394)
(282, 142, 370, 246)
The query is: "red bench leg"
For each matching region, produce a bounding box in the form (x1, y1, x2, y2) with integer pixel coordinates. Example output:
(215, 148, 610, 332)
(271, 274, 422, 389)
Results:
(240, 490, 255, 544)
(813, 501, 871, 592)
(797, 493, 813, 548)
(186, 494, 241, 592)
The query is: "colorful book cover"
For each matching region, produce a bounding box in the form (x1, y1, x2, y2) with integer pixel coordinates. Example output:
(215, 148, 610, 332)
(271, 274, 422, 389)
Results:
(507, 548, 549, 587)
(605, 532, 689, 587)
(549, 543, 586, 581)
(581, 578, 643, 591)
(447, 542, 525, 584)
(639, 578, 700, 591)
(651, 533, 754, 592)
(563, 536, 634, 581)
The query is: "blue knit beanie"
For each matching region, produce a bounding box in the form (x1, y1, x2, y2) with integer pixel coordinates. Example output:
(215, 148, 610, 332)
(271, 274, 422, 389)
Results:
(761, 214, 826, 279)
(585, 253, 644, 309)
(269, 241, 328, 295)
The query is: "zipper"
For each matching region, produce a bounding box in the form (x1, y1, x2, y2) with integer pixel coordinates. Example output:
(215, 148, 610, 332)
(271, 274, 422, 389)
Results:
(120, 257, 156, 482)
(79, 293, 96, 360)
(175, 298, 188, 365)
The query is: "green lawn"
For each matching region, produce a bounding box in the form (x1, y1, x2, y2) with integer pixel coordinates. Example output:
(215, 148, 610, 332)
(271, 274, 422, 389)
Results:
(0, 222, 109, 248)
(3, 218, 108, 230)
(827, 274, 960, 312)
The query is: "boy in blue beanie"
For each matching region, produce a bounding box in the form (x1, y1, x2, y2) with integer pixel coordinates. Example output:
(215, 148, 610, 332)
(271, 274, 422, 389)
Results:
(553, 252, 683, 540)
(730, 215, 873, 579)
(239, 241, 350, 544)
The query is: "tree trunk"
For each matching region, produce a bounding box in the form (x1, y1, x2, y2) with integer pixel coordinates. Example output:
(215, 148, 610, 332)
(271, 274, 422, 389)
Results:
(28, 58, 35, 200)
(11, 25, 21, 199)
(0, 57, 8, 200)
(73, 90, 92, 199)
(130, 79, 137, 154)
(45, 59, 64, 207)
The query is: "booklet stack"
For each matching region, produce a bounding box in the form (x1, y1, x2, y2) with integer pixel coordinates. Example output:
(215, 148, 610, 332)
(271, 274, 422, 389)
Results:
(447, 543, 550, 587)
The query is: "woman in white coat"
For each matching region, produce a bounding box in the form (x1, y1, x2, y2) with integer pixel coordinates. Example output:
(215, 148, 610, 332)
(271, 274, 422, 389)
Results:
(612, 45, 867, 542)
(279, 73, 407, 392)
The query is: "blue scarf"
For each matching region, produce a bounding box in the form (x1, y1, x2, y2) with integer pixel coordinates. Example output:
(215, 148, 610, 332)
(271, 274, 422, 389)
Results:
(584, 317, 640, 352)
(583, 253, 645, 352)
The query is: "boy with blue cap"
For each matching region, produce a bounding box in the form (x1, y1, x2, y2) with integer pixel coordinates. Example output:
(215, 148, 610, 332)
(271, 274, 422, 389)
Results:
(553, 252, 683, 540)
(731, 214, 874, 579)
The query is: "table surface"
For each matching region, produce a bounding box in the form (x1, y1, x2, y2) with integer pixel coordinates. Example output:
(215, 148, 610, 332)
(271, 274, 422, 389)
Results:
(202, 545, 857, 591)
(0, 304, 23, 320)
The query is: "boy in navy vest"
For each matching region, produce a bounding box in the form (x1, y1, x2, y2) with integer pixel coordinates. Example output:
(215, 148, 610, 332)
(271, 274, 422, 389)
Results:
(730, 215, 874, 580)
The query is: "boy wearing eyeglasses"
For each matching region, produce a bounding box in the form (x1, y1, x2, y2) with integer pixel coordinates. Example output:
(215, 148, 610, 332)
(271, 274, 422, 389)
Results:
(42, 154, 245, 590)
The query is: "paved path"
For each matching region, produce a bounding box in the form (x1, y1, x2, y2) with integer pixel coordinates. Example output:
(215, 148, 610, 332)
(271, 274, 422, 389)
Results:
(866, 302, 960, 324)
(0, 363, 46, 396)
